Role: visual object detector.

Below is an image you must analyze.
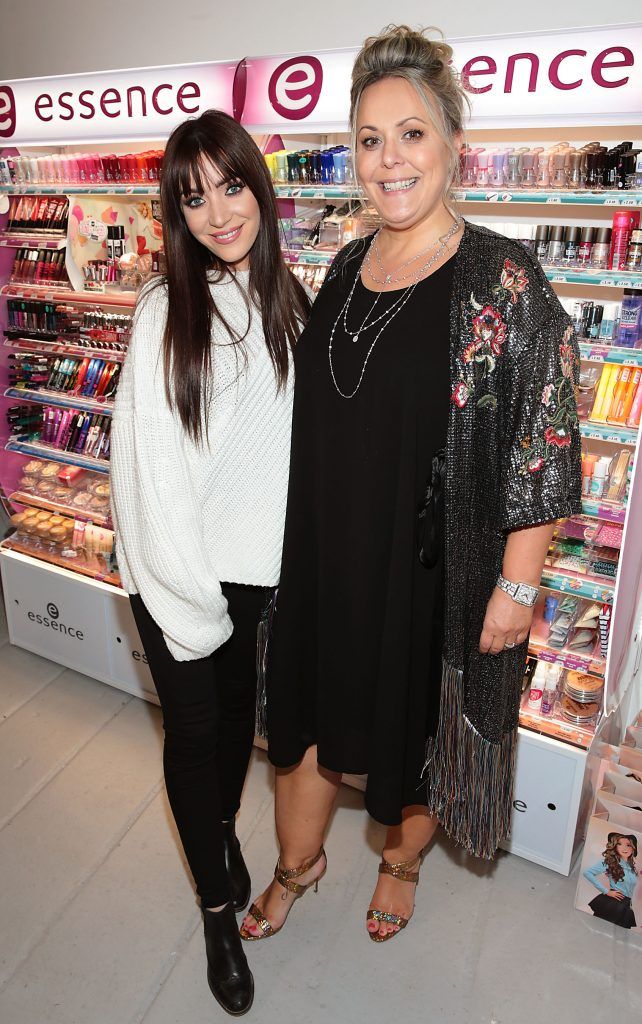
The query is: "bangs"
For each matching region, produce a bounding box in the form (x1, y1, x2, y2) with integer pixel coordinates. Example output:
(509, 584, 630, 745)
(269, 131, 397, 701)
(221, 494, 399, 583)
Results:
(175, 137, 246, 197)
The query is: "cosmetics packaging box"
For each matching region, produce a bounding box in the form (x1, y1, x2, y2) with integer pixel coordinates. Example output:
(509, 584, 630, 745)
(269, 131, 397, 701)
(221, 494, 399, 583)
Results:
(575, 814, 642, 933)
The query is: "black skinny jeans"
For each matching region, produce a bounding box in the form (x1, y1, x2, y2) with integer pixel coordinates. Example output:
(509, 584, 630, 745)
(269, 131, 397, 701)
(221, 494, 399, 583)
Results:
(130, 584, 267, 908)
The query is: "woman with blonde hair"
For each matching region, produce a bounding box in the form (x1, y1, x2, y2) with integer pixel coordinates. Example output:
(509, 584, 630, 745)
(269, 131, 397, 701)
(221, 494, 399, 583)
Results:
(241, 25, 581, 943)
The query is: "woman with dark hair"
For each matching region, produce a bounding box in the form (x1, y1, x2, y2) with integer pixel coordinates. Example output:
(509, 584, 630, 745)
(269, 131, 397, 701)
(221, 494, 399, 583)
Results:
(110, 109, 310, 1015)
(584, 833, 639, 928)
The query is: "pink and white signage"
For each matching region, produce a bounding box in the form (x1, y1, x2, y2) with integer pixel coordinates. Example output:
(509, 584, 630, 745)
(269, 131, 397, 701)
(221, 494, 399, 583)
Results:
(0, 61, 238, 145)
(1, 23, 640, 144)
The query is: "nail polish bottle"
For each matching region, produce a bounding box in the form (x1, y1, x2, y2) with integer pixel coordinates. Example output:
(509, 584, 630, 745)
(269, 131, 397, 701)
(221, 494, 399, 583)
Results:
(476, 152, 490, 187)
(332, 151, 346, 186)
(546, 226, 565, 265)
(610, 211, 636, 271)
(534, 225, 550, 262)
(490, 152, 505, 187)
(462, 151, 477, 186)
(563, 225, 581, 266)
(551, 153, 568, 189)
(591, 227, 612, 269)
(577, 226, 595, 267)
(521, 153, 537, 187)
(320, 150, 334, 185)
(567, 152, 584, 190)
(505, 152, 522, 188)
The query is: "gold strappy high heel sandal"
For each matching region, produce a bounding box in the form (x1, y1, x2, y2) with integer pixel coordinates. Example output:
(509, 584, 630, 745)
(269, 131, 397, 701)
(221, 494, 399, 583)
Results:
(366, 853, 422, 943)
(239, 847, 326, 942)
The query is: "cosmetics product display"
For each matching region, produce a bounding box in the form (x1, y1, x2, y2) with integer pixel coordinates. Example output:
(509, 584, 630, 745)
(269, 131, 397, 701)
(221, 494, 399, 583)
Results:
(0, 150, 164, 187)
(586, 363, 642, 424)
(9, 404, 113, 460)
(265, 146, 355, 187)
(9, 247, 69, 285)
(459, 141, 641, 191)
(5, 300, 131, 349)
(580, 449, 632, 503)
(8, 352, 121, 400)
(4, 195, 69, 234)
(11, 460, 111, 519)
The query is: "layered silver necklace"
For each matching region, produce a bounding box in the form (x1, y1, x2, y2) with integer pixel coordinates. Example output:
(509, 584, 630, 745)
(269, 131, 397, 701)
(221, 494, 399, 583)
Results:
(329, 217, 462, 399)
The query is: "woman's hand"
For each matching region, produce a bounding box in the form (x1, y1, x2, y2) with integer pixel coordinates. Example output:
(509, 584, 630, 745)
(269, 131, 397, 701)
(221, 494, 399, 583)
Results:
(479, 587, 533, 655)
(607, 889, 625, 900)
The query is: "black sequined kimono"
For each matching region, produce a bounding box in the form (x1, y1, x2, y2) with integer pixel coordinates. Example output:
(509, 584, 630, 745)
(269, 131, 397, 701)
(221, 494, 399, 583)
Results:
(275, 222, 583, 859)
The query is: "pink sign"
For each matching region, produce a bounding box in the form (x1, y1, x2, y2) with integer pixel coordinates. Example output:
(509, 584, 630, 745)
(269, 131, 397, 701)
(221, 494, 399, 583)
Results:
(1, 24, 641, 144)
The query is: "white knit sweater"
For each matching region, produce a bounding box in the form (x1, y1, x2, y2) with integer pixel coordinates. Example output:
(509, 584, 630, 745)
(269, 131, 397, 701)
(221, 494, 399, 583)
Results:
(110, 272, 296, 661)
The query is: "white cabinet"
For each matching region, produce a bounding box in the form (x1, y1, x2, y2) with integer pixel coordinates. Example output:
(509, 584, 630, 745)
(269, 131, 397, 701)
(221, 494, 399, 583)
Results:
(503, 727, 587, 874)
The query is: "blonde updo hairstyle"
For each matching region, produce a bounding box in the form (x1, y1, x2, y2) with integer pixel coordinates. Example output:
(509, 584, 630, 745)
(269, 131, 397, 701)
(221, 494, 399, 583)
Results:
(350, 25, 469, 203)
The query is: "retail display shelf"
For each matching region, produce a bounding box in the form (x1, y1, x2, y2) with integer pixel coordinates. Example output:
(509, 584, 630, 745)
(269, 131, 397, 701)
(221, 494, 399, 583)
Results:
(4, 336, 127, 363)
(518, 700, 594, 749)
(282, 249, 335, 267)
(0, 184, 160, 196)
(5, 439, 109, 474)
(1, 537, 120, 588)
(452, 188, 642, 207)
(0, 234, 65, 249)
(542, 267, 642, 289)
(578, 343, 642, 367)
(528, 636, 605, 677)
(0, 283, 136, 308)
(581, 498, 627, 524)
(274, 185, 362, 200)
(579, 421, 638, 445)
(4, 386, 114, 416)
(10, 490, 112, 527)
(540, 567, 615, 603)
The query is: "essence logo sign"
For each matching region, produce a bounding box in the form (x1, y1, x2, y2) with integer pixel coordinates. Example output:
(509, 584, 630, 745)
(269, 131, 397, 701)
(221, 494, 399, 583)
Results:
(268, 56, 323, 121)
(0, 85, 16, 138)
(27, 602, 84, 640)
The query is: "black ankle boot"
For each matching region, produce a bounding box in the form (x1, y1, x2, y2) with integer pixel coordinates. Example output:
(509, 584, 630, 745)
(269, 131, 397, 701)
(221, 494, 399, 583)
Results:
(203, 902, 254, 1016)
(222, 819, 251, 913)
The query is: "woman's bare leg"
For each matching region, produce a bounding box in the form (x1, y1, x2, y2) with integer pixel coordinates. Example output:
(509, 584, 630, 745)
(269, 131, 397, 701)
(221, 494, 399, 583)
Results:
(368, 806, 439, 939)
(241, 745, 341, 937)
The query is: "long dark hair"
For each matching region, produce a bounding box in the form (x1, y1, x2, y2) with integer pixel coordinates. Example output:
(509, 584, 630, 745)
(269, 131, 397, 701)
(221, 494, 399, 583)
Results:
(154, 109, 310, 442)
(603, 833, 638, 884)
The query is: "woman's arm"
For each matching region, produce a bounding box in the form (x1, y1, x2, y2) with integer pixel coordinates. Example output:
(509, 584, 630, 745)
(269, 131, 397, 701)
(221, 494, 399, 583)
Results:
(583, 861, 610, 895)
(479, 522, 555, 654)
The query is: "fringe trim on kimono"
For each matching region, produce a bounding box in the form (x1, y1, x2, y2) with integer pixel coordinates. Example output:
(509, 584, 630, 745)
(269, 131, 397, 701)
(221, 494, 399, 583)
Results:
(421, 659, 518, 860)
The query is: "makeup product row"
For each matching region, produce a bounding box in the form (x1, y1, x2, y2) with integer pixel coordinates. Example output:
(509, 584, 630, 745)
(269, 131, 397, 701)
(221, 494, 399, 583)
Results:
(580, 448, 632, 502)
(9, 352, 120, 401)
(0, 150, 164, 187)
(290, 264, 328, 294)
(546, 534, 618, 581)
(9, 507, 114, 560)
(14, 459, 110, 515)
(481, 211, 641, 271)
(579, 363, 642, 426)
(6, 403, 43, 438)
(527, 659, 604, 725)
(459, 141, 641, 191)
(38, 405, 112, 459)
(5, 299, 132, 343)
(4, 195, 69, 234)
(561, 293, 642, 347)
(10, 248, 68, 285)
(265, 147, 355, 187)
(541, 593, 605, 657)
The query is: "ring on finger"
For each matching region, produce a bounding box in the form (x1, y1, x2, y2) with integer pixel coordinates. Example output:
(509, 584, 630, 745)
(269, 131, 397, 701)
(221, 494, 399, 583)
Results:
(504, 641, 517, 649)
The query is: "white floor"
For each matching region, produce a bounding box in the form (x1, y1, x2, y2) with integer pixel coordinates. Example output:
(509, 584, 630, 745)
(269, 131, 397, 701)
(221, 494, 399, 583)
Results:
(0, 589, 641, 1024)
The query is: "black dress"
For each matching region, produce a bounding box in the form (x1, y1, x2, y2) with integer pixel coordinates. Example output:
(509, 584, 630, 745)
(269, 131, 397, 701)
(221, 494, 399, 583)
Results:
(267, 254, 454, 826)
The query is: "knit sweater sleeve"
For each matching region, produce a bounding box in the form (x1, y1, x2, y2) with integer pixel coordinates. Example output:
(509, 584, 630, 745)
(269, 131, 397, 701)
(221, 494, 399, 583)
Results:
(110, 284, 232, 662)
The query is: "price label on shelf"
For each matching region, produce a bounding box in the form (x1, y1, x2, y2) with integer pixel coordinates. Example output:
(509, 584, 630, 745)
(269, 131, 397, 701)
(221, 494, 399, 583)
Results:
(552, 275, 567, 283)
(604, 198, 619, 205)
(546, 197, 562, 204)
